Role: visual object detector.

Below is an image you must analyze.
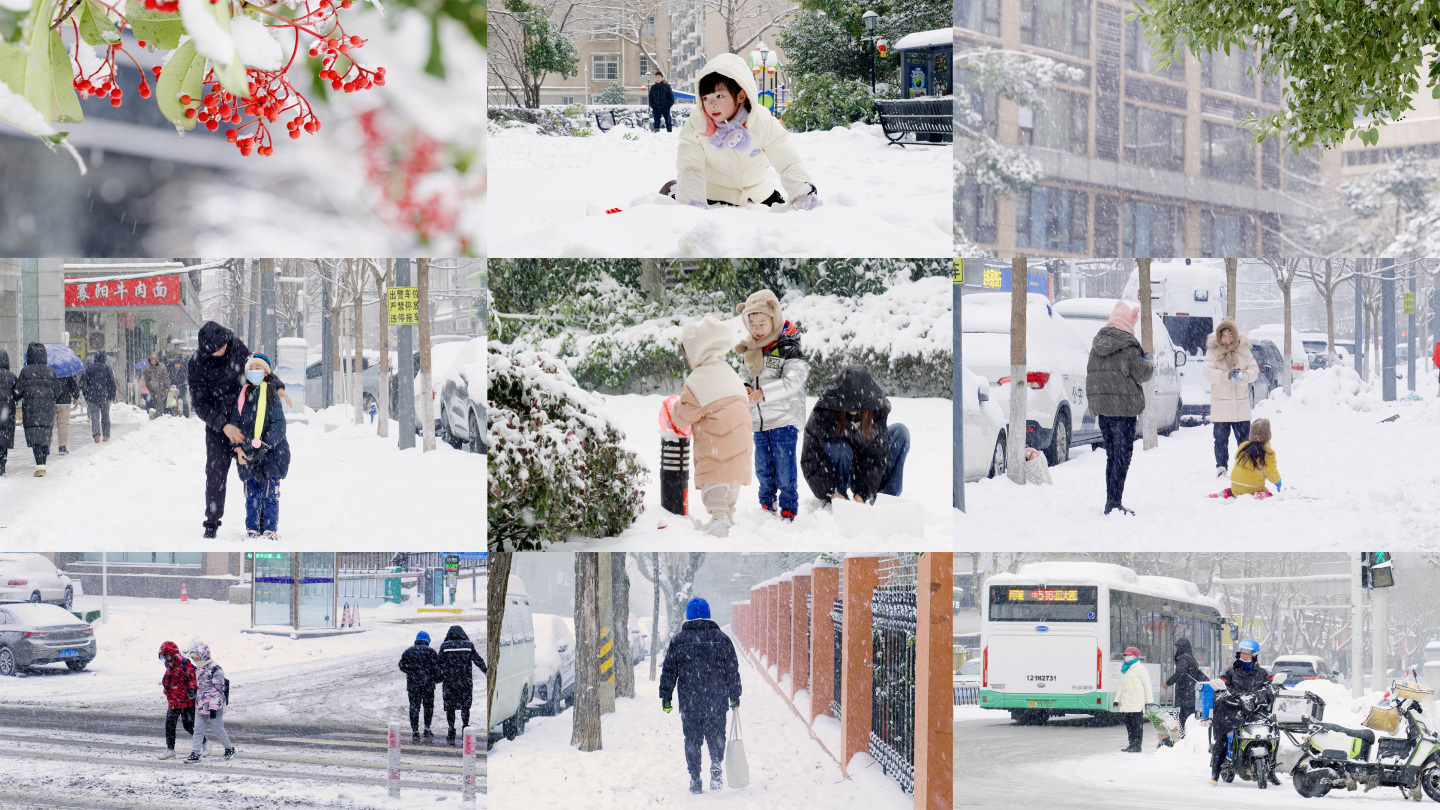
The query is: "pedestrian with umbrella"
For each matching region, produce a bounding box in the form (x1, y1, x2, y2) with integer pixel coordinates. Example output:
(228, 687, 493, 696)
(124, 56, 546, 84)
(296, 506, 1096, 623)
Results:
(43, 344, 82, 456)
(82, 351, 117, 442)
(15, 343, 58, 476)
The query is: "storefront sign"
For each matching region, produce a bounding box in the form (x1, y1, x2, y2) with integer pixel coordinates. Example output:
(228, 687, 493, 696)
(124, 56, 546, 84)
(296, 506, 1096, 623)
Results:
(66, 275, 182, 308)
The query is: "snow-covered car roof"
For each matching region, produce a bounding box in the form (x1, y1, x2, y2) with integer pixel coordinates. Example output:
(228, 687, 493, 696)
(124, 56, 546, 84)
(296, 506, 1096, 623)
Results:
(532, 613, 574, 683)
(961, 294, 1088, 376)
(988, 562, 1221, 611)
(0, 602, 86, 626)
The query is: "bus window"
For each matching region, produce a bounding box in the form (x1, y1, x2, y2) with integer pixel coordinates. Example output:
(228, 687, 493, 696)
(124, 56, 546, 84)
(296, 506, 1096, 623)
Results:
(1162, 315, 1214, 355)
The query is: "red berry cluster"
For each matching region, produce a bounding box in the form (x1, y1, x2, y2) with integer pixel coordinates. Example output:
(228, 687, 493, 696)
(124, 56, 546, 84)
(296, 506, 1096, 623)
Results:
(139, 0, 179, 11)
(309, 35, 385, 94)
(357, 109, 460, 244)
(73, 44, 153, 106)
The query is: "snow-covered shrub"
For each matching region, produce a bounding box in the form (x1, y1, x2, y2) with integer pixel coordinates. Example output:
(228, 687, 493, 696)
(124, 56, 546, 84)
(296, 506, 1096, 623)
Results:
(596, 82, 629, 104)
(488, 343, 648, 550)
(782, 74, 878, 132)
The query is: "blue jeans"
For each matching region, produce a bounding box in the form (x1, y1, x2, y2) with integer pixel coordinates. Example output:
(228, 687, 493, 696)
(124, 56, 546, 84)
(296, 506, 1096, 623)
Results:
(245, 478, 280, 532)
(823, 423, 910, 499)
(652, 107, 672, 132)
(754, 426, 799, 514)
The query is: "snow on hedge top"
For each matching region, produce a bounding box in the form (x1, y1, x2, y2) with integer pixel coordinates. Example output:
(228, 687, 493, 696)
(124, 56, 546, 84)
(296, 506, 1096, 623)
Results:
(1270, 365, 1384, 413)
(785, 275, 950, 361)
(488, 342, 612, 436)
(990, 562, 1218, 609)
(894, 28, 956, 50)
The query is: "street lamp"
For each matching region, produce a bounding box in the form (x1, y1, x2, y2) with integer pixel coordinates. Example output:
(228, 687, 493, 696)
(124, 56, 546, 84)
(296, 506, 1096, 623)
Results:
(861, 10, 879, 93)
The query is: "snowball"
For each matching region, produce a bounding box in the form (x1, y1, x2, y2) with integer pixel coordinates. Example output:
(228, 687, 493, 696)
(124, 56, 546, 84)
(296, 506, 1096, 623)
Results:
(231, 17, 284, 72)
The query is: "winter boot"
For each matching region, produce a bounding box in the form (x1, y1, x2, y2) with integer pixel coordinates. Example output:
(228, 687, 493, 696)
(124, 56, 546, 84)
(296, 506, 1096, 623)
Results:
(158, 749, 177, 760)
(203, 527, 217, 539)
(412, 731, 421, 743)
(447, 729, 456, 746)
(246, 530, 261, 538)
(1105, 503, 1135, 516)
(263, 530, 279, 540)
(780, 509, 796, 522)
(1216, 465, 1228, 477)
(710, 764, 723, 791)
(183, 753, 201, 764)
(102, 435, 109, 442)
(760, 502, 777, 516)
(1267, 769, 1281, 786)
(223, 748, 235, 761)
(93, 435, 101, 443)
(33, 465, 45, 477)
(704, 518, 733, 537)
(689, 778, 703, 794)
(422, 728, 433, 739)
(58, 446, 67, 455)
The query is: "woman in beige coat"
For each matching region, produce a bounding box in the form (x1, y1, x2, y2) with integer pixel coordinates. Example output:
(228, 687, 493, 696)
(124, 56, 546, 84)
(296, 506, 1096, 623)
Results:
(669, 316, 752, 537)
(1202, 318, 1260, 476)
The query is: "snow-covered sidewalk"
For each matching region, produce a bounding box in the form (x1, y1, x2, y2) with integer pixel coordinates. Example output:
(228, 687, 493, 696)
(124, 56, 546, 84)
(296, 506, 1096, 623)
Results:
(487, 122, 950, 257)
(488, 655, 912, 809)
(560, 394, 951, 550)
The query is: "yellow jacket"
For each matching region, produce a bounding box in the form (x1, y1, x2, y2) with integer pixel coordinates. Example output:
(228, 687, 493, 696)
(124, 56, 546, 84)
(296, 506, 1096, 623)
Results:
(1230, 441, 1280, 496)
(676, 53, 813, 206)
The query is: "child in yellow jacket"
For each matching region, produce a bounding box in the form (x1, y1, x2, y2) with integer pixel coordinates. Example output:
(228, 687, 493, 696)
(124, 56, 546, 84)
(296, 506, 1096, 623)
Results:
(1210, 417, 1281, 500)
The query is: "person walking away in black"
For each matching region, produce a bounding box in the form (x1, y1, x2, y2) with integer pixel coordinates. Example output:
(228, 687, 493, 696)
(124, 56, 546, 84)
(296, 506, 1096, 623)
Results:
(0, 349, 16, 476)
(169, 355, 190, 417)
(15, 343, 58, 477)
(1165, 637, 1208, 738)
(82, 350, 117, 443)
(660, 597, 741, 794)
(649, 71, 675, 133)
(437, 625, 486, 745)
(1210, 639, 1278, 786)
(1084, 302, 1154, 516)
(400, 631, 441, 743)
(189, 322, 287, 538)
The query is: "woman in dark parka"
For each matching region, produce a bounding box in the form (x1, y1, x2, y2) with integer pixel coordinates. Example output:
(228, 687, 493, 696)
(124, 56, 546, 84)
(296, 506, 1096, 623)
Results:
(15, 343, 58, 475)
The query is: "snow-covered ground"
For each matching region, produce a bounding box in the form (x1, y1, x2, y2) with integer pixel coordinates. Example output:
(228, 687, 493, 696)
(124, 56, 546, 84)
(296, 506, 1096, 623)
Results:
(0, 405, 484, 545)
(561, 394, 951, 550)
(956, 368, 1440, 546)
(487, 121, 950, 257)
(488, 657, 912, 809)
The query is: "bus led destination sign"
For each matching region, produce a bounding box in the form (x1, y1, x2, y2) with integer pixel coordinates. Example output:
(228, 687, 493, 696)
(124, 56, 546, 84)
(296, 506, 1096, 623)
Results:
(1007, 588, 1081, 602)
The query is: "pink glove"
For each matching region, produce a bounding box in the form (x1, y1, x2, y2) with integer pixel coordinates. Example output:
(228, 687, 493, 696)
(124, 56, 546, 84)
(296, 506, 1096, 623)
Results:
(659, 395, 692, 437)
(790, 192, 823, 211)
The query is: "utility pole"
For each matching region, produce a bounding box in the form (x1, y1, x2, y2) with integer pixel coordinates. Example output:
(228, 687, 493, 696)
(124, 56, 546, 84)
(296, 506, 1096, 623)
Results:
(1351, 553, 1364, 697)
(954, 264, 964, 512)
(1006, 258, 1028, 484)
(396, 259, 416, 450)
(1139, 259, 1157, 451)
(1225, 258, 1238, 320)
(1355, 275, 1366, 380)
(321, 262, 334, 407)
(1407, 273, 1417, 393)
(1372, 582, 1389, 694)
(1382, 258, 1396, 402)
(247, 259, 259, 349)
(260, 259, 276, 362)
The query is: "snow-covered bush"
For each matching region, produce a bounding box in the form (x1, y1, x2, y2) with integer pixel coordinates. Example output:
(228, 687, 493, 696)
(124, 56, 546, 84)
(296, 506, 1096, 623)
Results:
(782, 74, 879, 132)
(488, 343, 648, 550)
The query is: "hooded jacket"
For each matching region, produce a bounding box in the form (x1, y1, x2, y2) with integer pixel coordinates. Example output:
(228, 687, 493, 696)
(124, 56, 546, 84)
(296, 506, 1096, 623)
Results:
(229, 375, 291, 482)
(676, 53, 813, 207)
(739, 321, 808, 432)
(16, 343, 58, 435)
(0, 349, 16, 449)
(160, 641, 198, 710)
(188, 642, 228, 712)
(189, 322, 252, 434)
(670, 316, 752, 486)
(659, 618, 741, 718)
(801, 365, 892, 502)
(1433, 341, 1440, 371)
(1086, 326, 1155, 418)
(81, 352, 117, 404)
(1164, 637, 1208, 698)
(1202, 318, 1259, 423)
(399, 638, 442, 695)
(437, 625, 486, 705)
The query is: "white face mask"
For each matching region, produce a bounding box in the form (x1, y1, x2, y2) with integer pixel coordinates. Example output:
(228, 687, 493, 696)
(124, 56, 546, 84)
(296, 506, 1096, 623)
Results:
(245, 369, 265, 384)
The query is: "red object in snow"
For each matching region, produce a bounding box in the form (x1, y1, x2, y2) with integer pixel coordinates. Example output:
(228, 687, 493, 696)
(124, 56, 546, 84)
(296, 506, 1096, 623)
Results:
(606, 207, 623, 215)
(180, 584, 188, 603)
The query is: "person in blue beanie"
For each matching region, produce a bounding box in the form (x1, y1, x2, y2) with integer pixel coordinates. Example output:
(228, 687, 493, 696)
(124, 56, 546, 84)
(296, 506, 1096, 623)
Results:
(660, 596, 741, 794)
(399, 630, 442, 743)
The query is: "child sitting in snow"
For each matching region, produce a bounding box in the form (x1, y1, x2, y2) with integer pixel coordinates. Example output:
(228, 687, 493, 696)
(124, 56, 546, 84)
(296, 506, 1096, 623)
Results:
(230, 353, 291, 538)
(662, 53, 821, 210)
(1209, 417, 1281, 500)
(735, 289, 808, 521)
(665, 316, 752, 537)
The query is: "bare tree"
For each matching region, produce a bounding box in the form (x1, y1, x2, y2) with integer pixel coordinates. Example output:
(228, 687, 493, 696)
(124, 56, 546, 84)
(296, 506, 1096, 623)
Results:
(691, 0, 791, 54)
(351, 259, 366, 426)
(633, 553, 707, 657)
(1006, 258, 1028, 484)
(489, 0, 586, 108)
(367, 259, 392, 438)
(573, 553, 603, 751)
(1299, 258, 1361, 366)
(1261, 257, 1303, 396)
(585, 0, 670, 79)
(613, 555, 635, 698)
(486, 553, 513, 727)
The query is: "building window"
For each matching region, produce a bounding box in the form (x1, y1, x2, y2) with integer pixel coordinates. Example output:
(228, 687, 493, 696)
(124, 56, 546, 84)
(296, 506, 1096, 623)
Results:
(1200, 210, 1254, 257)
(1202, 121, 1255, 184)
(957, 68, 998, 137)
(562, 96, 575, 105)
(1016, 186, 1089, 253)
(1019, 87, 1088, 155)
(1123, 104, 1184, 172)
(1202, 46, 1253, 97)
(1124, 17, 1182, 82)
(640, 53, 653, 76)
(593, 54, 619, 81)
(957, 0, 1001, 37)
(1020, 0, 1090, 58)
(1121, 199, 1185, 257)
(642, 15, 656, 37)
(956, 178, 997, 245)
(78, 552, 204, 566)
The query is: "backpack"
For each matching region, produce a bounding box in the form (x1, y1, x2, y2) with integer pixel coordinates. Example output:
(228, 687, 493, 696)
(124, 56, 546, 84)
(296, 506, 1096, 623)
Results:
(223, 677, 230, 706)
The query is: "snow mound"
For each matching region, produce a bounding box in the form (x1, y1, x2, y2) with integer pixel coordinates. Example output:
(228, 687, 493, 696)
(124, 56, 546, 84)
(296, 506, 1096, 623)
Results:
(1271, 365, 1384, 413)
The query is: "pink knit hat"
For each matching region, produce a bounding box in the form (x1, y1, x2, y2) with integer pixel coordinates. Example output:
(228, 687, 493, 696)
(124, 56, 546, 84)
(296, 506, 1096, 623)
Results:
(1105, 301, 1139, 336)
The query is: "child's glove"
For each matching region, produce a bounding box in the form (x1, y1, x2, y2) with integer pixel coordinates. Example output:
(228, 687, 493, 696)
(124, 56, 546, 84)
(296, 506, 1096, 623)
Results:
(1227, 368, 1245, 382)
(730, 697, 739, 708)
(1275, 480, 1282, 492)
(790, 192, 823, 211)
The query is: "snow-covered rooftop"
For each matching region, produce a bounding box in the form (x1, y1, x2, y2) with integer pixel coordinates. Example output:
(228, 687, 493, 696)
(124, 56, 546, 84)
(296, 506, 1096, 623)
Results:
(894, 28, 955, 51)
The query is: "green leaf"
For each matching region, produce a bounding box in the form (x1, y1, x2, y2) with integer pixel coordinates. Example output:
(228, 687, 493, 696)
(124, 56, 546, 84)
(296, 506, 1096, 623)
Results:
(204, 0, 249, 97)
(125, 0, 182, 51)
(0, 0, 81, 124)
(46, 28, 81, 123)
(156, 38, 205, 129)
(77, 0, 120, 46)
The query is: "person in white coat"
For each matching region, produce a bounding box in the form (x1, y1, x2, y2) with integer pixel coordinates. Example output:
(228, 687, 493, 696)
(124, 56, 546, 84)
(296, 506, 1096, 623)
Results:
(665, 53, 820, 211)
(1202, 318, 1259, 476)
(1113, 645, 1153, 753)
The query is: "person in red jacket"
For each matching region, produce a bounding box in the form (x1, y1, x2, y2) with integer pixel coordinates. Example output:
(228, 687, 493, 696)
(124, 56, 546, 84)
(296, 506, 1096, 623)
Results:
(158, 640, 197, 759)
(1432, 340, 1440, 389)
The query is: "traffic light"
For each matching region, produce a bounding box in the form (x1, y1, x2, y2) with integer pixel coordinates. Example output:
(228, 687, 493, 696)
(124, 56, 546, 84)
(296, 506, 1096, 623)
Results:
(1370, 552, 1395, 588)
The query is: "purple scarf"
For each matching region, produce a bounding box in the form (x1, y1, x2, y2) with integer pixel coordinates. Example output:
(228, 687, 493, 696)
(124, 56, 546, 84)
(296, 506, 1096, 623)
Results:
(707, 106, 754, 153)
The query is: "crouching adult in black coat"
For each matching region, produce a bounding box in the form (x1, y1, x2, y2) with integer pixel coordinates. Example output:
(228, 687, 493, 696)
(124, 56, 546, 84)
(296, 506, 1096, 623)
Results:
(437, 625, 487, 745)
(399, 631, 442, 741)
(660, 597, 742, 794)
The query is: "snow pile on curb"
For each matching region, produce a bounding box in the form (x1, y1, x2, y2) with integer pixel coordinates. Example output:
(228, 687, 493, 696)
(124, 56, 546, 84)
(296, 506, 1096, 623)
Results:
(1272, 366, 1384, 413)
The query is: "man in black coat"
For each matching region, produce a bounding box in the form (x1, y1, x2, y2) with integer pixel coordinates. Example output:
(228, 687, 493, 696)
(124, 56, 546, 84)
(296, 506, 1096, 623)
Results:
(437, 625, 486, 745)
(648, 71, 675, 133)
(399, 631, 442, 742)
(1210, 641, 1278, 785)
(15, 343, 58, 475)
(660, 597, 741, 794)
(1164, 637, 1208, 737)
(0, 349, 16, 476)
(82, 350, 117, 442)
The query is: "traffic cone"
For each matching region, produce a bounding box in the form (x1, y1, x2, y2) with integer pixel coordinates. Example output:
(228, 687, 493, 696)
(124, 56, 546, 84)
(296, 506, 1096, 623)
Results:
(180, 584, 188, 603)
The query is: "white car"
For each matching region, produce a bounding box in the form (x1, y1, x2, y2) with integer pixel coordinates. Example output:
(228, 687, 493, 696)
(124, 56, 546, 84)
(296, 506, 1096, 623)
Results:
(531, 613, 576, 716)
(1053, 297, 1186, 436)
(1248, 324, 1310, 381)
(490, 575, 536, 741)
(960, 365, 1006, 482)
(961, 293, 1092, 465)
(414, 339, 483, 448)
(1271, 654, 1338, 683)
(630, 615, 650, 665)
(0, 555, 76, 610)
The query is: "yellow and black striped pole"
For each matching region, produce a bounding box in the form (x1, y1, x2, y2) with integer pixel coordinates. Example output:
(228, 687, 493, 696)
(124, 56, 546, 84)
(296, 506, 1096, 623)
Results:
(600, 625, 616, 685)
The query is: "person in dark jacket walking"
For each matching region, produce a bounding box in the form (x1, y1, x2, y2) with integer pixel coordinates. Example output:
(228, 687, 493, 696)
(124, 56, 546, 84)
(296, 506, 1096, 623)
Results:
(1164, 637, 1208, 738)
(800, 365, 910, 505)
(648, 71, 675, 133)
(1085, 302, 1155, 516)
(158, 640, 197, 759)
(437, 625, 486, 745)
(1210, 639, 1278, 786)
(52, 371, 79, 455)
(169, 355, 190, 417)
(229, 353, 291, 539)
(660, 597, 741, 794)
(15, 343, 58, 476)
(189, 322, 283, 538)
(399, 631, 442, 742)
(0, 349, 16, 476)
(82, 351, 117, 442)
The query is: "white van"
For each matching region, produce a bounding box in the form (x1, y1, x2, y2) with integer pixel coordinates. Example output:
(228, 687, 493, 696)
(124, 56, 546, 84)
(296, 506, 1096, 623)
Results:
(490, 574, 536, 741)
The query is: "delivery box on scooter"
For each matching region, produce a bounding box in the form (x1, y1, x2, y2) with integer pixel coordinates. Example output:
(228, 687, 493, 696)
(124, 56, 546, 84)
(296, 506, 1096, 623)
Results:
(1274, 690, 1325, 728)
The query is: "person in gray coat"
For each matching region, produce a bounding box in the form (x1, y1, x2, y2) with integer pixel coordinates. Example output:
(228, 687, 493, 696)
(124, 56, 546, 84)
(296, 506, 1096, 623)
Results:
(1085, 302, 1154, 516)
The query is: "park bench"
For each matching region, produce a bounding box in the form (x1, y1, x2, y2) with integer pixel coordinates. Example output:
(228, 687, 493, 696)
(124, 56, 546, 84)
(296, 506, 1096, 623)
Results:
(873, 98, 953, 146)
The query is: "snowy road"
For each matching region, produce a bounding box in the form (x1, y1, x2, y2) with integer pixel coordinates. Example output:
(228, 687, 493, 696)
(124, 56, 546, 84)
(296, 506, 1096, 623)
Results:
(487, 122, 950, 257)
(0, 406, 484, 545)
(560, 394, 951, 550)
(957, 369, 1440, 546)
(488, 656, 912, 809)
(0, 406, 142, 481)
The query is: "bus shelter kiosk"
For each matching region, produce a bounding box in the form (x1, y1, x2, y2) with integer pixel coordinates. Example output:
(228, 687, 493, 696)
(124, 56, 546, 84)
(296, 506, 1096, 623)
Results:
(248, 552, 345, 635)
(892, 29, 952, 99)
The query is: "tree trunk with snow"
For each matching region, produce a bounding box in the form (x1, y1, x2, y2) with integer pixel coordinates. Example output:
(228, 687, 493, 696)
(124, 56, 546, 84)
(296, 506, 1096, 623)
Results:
(1138, 259, 1157, 451)
(1006, 258, 1028, 484)
(352, 263, 365, 426)
(373, 260, 391, 438)
(573, 553, 603, 752)
(1283, 283, 1294, 396)
(1226, 258, 1238, 320)
(486, 553, 513, 729)
(649, 552, 660, 682)
(418, 258, 436, 452)
(613, 554, 635, 698)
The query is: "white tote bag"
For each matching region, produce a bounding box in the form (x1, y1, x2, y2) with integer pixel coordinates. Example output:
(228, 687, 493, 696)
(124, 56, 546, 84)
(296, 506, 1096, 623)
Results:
(726, 707, 749, 788)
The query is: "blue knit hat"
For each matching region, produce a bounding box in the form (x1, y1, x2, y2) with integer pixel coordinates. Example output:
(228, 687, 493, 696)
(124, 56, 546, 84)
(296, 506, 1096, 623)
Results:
(247, 352, 273, 374)
(415, 631, 431, 644)
(686, 597, 710, 621)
